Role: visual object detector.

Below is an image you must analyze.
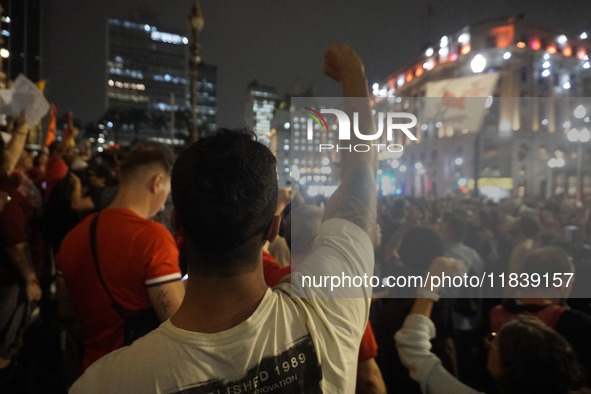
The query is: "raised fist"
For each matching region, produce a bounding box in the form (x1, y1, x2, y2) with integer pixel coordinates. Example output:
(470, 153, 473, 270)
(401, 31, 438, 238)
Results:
(323, 44, 365, 83)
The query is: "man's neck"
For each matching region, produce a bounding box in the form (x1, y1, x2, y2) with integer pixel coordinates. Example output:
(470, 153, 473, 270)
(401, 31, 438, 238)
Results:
(171, 265, 268, 333)
(108, 187, 152, 219)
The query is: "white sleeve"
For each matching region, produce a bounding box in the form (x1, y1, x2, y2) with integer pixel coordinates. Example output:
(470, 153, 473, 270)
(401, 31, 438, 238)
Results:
(290, 218, 374, 299)
(395, 314, 482, 394)
(275, 218, 374, 393)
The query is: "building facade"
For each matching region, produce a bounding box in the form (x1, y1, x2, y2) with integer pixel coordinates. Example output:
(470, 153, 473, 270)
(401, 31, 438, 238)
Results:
(244, 80, 281, 147)
(372, 17, 591, 200)
(0, 0, 43, 85)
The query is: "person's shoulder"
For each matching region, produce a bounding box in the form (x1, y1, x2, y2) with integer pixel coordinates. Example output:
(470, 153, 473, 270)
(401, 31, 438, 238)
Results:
(58, 213, 95, 250)
(140, 219, 175, 242)
(72, 328, 170, 392)
(144, 218, 171, 232)
(102, 210, 171, 236)
(318, 217, 372, 245)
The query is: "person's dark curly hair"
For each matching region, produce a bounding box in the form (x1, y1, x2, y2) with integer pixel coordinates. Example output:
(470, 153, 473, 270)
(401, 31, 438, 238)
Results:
(171, 129, 278, 277)
(398, 226, 444, 274)
(497, 315, 586, 394)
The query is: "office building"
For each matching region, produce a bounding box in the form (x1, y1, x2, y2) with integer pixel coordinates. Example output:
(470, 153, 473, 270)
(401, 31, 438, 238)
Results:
(104, 18, 217, 145)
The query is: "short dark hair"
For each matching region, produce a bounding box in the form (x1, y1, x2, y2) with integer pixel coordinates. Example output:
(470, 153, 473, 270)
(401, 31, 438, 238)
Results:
(532, 230, 560, 248)
(519, 215, 541, 238)
(171, 129, 278, 277)
(498, 315, 585, 394)
(522, 246, 573, 278)
(398, 226, 444, 274)
(48, 141, 61, 154)
(443, 213, 467, 242)
(119, 142, 174, 181)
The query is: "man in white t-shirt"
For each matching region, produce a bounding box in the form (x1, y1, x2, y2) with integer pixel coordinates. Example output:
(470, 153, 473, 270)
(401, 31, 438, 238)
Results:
(71, 44, 377, 394)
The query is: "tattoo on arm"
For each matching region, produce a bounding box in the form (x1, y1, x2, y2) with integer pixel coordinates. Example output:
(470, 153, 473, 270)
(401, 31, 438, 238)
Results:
(158, 288, 171, 315)
(323, 162, 377, 234)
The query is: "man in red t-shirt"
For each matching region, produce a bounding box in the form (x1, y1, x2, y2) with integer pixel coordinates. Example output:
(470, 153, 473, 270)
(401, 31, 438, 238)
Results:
(56, 145, 185, 370)
(43, 141, 69, 199)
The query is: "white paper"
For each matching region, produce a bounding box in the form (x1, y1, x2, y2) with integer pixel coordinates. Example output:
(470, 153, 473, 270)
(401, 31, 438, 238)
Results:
(0, 74, 50, 125)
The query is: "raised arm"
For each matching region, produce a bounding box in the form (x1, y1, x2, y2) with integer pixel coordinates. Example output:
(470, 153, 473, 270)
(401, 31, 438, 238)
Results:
(3, 113, 28, 174)
(396, 257, 473, 394)
(322, 45, 377, 236)
(69, 173, 95, 212)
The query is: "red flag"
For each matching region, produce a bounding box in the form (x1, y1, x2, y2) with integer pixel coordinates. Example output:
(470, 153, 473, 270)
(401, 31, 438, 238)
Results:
(63, 111, 74, 141)
(45, 104, 57, 146)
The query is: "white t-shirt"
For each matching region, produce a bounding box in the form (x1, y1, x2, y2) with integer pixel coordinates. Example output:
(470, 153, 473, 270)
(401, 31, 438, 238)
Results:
(70, 218, 374, 394)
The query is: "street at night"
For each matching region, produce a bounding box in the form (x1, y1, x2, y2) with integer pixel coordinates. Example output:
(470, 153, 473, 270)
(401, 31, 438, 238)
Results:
(1, 1, 591, 393)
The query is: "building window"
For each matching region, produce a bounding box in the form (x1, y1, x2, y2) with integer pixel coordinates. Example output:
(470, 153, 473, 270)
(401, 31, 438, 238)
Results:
(538, 146, 549, 160)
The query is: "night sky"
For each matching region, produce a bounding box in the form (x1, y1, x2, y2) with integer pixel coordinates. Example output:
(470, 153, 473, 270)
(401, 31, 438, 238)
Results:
(44, 0, 591, 128)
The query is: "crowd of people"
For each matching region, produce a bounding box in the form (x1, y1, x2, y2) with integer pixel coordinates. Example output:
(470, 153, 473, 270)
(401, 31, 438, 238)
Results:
(0, 45, 590, 394)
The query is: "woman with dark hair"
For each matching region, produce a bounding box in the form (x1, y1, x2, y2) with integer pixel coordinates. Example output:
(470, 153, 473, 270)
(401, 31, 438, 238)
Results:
(396, 287, 589, 394)
(494, 316, 585, 394)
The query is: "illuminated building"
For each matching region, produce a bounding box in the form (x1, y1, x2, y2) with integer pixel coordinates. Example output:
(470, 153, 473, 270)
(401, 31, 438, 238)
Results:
(105, 19, 217, 145)
(244, 80, 281, 147)
(373, 17, 591, 200)
(0, 0, 43, 84)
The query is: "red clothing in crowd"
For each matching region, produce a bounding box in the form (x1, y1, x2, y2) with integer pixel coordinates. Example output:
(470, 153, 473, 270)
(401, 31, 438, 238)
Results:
(56, 209, 182, 370)
(0, 177, 44, 286)
(44, 154, 68, 198)
(262, 251, 378, 363)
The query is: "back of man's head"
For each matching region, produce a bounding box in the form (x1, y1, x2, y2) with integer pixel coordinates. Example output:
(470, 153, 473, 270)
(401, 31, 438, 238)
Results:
(519, 214, 541, 238)
(522, 246, 574, 298)
(172, 129, 278, 277)
(443, 213, 467, 243)
(399, 226, 444, 274)
(119, 142, 174, 184)
(48, 141, 61, 155)
(523, 246, 573, 277)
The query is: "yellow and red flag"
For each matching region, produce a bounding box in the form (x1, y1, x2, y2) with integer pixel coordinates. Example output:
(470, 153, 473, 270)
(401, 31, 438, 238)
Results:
(45, 104, 57, 146)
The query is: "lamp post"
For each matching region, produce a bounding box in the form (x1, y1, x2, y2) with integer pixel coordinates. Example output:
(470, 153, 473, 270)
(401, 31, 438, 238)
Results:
(567, 127, 590, 202)
(187, 1, 204, 143)
(547, 157, 565, 198)
(0, 4, 6, 89)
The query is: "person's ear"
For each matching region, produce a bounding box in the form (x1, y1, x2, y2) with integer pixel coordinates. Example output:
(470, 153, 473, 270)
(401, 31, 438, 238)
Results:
(265, 215, 282, 243)
(150, 174, 163, 193)
(170, 208, 184, 237)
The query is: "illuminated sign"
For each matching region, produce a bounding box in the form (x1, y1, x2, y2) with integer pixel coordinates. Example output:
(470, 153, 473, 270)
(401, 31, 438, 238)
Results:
(467, 177, 513, 190)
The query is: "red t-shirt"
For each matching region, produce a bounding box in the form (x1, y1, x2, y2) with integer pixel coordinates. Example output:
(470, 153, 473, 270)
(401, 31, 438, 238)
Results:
(262, 251, 291, 287)
(44, 154, 68, 198)
(262, 251, 378, 362)
(56, 208, 182, 370)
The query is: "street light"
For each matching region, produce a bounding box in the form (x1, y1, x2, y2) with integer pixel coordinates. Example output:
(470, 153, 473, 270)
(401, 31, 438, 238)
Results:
(547, 157, 565, 198)
(470, 54, 486, 73)
(567, 128, 589, 202)
(187, 1, 204, 142)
